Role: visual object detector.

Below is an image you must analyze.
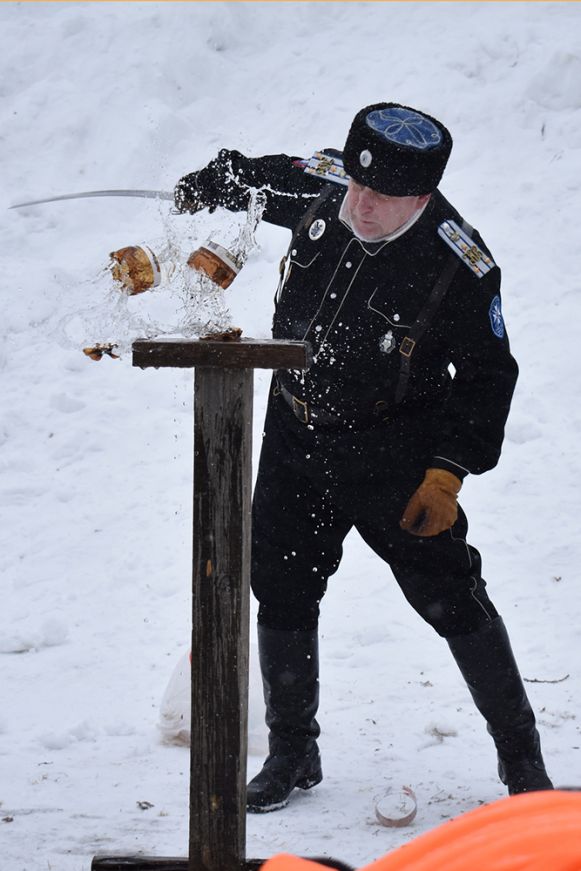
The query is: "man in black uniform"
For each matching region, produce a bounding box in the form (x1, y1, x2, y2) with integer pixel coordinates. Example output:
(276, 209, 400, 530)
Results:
(174, 103, 553, 812)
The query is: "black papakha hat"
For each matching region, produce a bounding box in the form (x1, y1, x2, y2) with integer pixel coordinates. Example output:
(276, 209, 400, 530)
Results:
(343, 102, 453, 196)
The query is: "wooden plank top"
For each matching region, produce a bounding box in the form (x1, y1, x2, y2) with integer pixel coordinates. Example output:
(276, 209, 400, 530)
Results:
(132, 338, 312, 371)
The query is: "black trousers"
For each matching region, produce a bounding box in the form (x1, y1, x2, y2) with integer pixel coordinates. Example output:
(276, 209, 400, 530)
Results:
(252, 390, 498, 637)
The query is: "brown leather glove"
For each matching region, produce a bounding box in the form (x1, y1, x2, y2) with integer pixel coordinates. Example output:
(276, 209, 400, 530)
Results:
(399, 468, 462, 537)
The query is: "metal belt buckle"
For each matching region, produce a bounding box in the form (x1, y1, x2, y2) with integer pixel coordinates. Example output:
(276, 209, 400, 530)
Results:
(291, 395, 309, 424)
(399, 336, 416, 358)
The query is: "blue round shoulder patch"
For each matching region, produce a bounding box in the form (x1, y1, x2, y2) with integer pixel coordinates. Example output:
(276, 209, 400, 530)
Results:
(366, 107, 442, 151)
(489, 295, 505, 338)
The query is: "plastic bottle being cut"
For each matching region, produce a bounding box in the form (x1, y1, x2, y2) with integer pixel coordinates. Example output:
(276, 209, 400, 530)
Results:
(110, 240, 242, 295)
(109, 188, 265, 296)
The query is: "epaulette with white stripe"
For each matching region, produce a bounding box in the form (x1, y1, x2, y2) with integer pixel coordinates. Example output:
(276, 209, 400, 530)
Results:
(304, 151, 349, 187)
(438, 219, 495, 278)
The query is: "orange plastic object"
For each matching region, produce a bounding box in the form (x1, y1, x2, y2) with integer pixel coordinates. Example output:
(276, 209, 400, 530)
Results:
(262, 791, 581, 871)
(82, 343, 119, 361)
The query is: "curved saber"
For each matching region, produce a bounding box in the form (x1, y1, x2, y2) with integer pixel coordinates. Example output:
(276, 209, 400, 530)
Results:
(9, 189, 174, 209)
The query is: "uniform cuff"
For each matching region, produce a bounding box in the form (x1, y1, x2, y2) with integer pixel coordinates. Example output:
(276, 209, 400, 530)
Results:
(430, 456, 470, 481)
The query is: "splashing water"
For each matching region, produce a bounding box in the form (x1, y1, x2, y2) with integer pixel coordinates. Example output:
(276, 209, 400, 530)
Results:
(52, 188, 266, 358)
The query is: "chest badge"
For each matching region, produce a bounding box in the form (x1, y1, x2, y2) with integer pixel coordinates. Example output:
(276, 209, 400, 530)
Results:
(308, 218, 326, 241)
(379, 330, 396, 354)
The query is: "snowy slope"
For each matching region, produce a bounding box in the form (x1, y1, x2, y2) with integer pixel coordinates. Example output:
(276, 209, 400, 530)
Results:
(1, 3, 581, 869)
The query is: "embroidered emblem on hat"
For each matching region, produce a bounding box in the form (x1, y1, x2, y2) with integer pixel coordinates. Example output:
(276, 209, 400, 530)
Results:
(304, 150, 349, 186)
(366, 107, 443, 151)
(308, 218, 326, 240)
(438, 220, 496, 279)
(379, 330, 396, 354)
(489, 295, 505, 338)
(360, 149, 372, 168)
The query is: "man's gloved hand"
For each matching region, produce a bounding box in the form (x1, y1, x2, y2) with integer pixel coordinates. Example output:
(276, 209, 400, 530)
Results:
(174, 171, 214, 215)
(399, 468, 462, 537)
(174, 150, 252, 216)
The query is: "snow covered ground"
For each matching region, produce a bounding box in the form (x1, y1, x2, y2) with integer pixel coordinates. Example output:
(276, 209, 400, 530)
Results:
(1, 2, 581, 869)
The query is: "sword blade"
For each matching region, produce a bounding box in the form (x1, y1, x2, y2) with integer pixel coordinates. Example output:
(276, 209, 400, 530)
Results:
(9, 189, 174, 209)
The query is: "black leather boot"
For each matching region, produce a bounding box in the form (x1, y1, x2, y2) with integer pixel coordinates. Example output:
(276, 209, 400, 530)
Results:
(246, 625, 322, 813)
(447, 617, 553, 795)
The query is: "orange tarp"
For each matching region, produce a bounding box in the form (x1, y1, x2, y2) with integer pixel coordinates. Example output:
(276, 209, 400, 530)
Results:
(262, 790, 581, 871)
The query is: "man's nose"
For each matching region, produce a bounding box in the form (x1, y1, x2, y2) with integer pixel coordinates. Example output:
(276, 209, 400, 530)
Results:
(358, 187, 374, 212)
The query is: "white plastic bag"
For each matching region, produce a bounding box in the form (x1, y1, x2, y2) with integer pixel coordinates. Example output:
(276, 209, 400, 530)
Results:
(158, 644, 267, 756)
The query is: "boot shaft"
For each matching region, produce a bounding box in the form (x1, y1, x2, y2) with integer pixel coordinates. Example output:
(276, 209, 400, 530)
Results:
(257, 624, 320, 745)
(447, 617, 539, 760)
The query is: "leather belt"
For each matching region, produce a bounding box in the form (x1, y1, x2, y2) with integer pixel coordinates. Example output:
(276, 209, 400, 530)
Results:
(276, 383, 341, 425)
(276, 382, 392, 427)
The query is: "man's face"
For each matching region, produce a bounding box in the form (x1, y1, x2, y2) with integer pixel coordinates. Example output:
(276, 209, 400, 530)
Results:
(346, 179, 430, 240)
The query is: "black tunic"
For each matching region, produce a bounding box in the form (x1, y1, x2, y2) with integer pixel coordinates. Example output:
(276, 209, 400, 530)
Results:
(177, 148, 515, 632)
(178, 147, 518, 478)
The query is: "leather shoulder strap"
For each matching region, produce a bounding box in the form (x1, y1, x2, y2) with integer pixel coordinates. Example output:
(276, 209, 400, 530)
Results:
(395, 219, 473, 405)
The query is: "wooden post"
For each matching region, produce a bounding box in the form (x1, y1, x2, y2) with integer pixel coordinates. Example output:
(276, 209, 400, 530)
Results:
(93, 338, 311, 871)
(190, 364, 252, 871)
